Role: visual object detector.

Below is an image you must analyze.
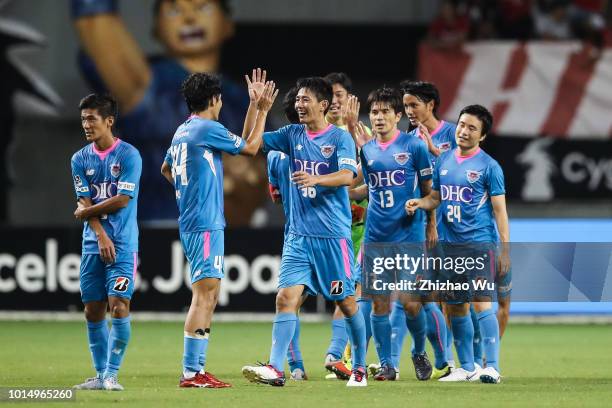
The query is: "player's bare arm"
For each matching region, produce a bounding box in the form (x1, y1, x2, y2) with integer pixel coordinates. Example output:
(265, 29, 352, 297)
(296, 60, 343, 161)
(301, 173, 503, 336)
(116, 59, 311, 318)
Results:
(420, 178, 438, 248)
(349, 166, 368, 200)
(418, 122, 442, 157)
(160, 161, 173, 185)
(241, 81, 279, 156)
(77, 197, 116, 263)
(74, 8, 151, 111)
(492, 194, 511, 275)
(405, 189, 441, 215)
(293, 168, 353, 188)
(242, 68, 267, 139)
(74, 194, 131, 221)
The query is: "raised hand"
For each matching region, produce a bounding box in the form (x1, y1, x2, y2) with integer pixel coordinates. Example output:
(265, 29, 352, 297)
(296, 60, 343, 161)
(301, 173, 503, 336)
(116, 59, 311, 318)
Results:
(245, 68, 267, 102)
(343, 95, 360, 127)
(353, 121, 370, 147)
(257, 81, 279, 113)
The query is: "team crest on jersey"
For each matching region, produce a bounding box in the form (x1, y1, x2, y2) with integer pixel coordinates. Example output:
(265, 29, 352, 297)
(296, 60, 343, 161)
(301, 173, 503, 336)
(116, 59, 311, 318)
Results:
(320, 145, 335, 158)
(466, 170, 482, 183)
(393, 152, 410, 165)
(113, 277, 130, 293)
(438, 142, 451, 152)
(330, 280, 344, 296)
(110, 163, 121, 178)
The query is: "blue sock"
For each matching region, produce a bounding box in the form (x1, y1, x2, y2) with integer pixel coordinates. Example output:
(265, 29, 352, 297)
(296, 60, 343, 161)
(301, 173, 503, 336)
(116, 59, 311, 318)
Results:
(269, 313, 297, 372)
(446, 319, 454, 363)
(86, 320, 109, 378)
(477, 309, 500, 372)
(357, 298, 372, 346)
(197, 330, 211, 373)
(390, 300, 408, 369)
(287, 317, 304, 371)
(345, 309, 367, 371)
(450, 314, 475, 372)
(405, 307, 427, 356)
(184, 334, 206, 374)
(470, 306, 483, 366)
(326, 319, 348, 359)
(105, 316, 131, 378)
(371, 314, 392, 367)
(423, 303, 448, 369)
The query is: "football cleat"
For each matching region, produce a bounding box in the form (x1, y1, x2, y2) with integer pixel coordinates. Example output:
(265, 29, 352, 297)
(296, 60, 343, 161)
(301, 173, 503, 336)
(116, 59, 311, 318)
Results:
(367, 363, 381, 377)
(325, 373, 339, 380)
(346, 368, 368, 387)
(102, 376, 124, 391)
(438, 367, 479, 382)
(479, 366, 501, 384)
(73, 376, 104, 390)
(430, 363, 452, 380)
(242, 363, 286, 386)
(373, 365, 397, 381)
(412, 353, 433, 381)
(469, 363, 483, 382)
(202, 372, 231, 388)
(324, 354, 351, 380)
(290, 368, 308, 381)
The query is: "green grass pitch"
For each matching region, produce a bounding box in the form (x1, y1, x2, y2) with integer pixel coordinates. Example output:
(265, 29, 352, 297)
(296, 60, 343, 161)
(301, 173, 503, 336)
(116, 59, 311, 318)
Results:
(1, 321, 612, 407)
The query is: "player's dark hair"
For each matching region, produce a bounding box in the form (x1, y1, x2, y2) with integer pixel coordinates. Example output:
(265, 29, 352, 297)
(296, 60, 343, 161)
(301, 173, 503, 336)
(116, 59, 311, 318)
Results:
(153, 0, 231, 17)
(366, 87, 403, 114)
(181, 72, 222, 113)
(78, 93, 118, 122)
(399, 80, 441, 118)
(282, 86, 300, 124)
(459, 104, 493, 136)
(295, 77, 333, 114)
(324, 72, 353, 93)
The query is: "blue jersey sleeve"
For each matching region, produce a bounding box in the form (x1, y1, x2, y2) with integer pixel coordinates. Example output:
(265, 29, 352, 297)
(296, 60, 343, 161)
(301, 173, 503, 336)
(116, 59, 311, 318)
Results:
(412, 140, 433, 182)
(71, 153, 91, 199)
(337, 131, 357, 175)
(201, 121, 245, 155)
(267, 152, 279, 188)
(263, 126, 291, 154)
(117, 149, 142, 198)
(487, 161, 506, 196)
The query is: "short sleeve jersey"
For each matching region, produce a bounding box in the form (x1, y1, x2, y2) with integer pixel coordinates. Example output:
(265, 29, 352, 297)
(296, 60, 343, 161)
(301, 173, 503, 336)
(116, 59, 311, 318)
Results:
(263, 124, 357, 239)
(71, 139, 142, 254)
(164, 116, 245, 233)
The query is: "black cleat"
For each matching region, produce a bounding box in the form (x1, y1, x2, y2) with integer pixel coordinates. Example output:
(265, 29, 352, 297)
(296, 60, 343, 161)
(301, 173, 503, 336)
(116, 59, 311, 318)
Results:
(412, 353, 433, 381)
(373, 365, 397, 381)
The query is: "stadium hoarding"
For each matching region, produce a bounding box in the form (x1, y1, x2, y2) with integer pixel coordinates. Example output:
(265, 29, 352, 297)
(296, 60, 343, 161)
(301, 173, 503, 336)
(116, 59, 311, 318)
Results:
(484, 135, 612, 200)
(0, 227, 320, 312)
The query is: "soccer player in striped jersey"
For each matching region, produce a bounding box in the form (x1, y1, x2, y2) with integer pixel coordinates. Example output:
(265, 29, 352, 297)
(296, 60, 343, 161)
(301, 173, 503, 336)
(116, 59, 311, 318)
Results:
(71, 94, 142, 391)
(162, 69, 278, 388)
(406, 105, 510, 384)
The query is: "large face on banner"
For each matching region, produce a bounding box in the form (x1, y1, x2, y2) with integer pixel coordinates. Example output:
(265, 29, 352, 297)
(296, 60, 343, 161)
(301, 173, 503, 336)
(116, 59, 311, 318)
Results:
(154, 0, 234, 57)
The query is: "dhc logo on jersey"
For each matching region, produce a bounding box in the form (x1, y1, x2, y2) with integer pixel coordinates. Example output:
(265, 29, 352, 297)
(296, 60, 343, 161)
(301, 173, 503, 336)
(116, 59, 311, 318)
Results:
(466, 170, 482, 183)
(441, 184, 473, 203)
(294, 159, 330, 175)
(320, 145, 335, 158)
(368, 170, 406, 188)
(393, 152, 410, 165)
(92, 181, 118, 201)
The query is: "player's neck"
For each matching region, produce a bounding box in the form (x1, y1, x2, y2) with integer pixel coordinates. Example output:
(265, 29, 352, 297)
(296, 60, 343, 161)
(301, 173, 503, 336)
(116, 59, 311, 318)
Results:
(457, 145, 479, 157)
(378, 127, 399, 143)
(93, 134, 116, 151)
(193, 109, 217, 121)
(422, 116, 440, 133)
(305, 117, 329, 133)
(177, 51, 220, 73)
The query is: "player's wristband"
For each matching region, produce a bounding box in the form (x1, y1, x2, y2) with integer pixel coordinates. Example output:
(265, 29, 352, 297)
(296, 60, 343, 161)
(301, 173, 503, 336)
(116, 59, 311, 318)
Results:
(71, 0, 118, 19)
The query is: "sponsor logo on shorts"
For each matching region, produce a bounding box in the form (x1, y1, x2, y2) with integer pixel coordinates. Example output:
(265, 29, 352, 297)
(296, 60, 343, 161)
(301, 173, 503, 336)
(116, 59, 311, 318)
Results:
(118, 181, 135, 191)
(113, 277, 130, 293)
(330, 280, 344, 296)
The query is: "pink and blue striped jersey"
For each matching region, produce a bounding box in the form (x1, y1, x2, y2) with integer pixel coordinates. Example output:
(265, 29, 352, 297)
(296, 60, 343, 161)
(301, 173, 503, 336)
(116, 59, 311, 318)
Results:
(432, 148, 505, 242)
(263, 124, 357, 239)
(71, 139, 142, 254)
(360, 131, 433, 243)
(409, 120, 457, 167)
(164, 116, 245, 233)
